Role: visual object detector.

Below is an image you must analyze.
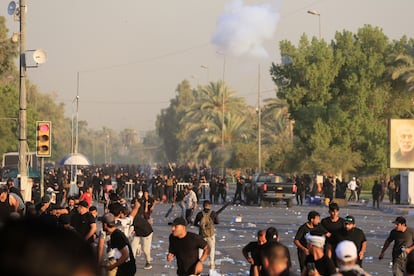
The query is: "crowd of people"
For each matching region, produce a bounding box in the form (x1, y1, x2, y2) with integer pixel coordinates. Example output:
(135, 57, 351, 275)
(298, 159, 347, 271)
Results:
(0, 164, 412, 276)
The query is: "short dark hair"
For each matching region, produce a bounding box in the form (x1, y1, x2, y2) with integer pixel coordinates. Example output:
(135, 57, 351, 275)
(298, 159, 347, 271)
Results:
(266, 227, 279, 242)
(203, 200, 211, 208)
(262, 241, 291, 268)
(308, 210, 320, 221)
(329, 202, 339, 211)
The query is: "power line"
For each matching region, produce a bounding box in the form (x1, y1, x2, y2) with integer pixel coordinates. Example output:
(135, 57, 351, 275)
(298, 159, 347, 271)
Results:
(79, 42, 211, 74)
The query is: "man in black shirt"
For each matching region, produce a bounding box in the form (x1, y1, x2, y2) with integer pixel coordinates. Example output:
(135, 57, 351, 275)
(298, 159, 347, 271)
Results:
(102, 213, 136, 276)
(131, 213, 153, 270)
(379, 216, 414, 276)
(243, 230, 267, 275)
(338, 215, 367, 266)
(294, 210, 328, 272)
(321, 202, 344, 261)
(167, 217, 210, 275)
(70, 200, 96, 244)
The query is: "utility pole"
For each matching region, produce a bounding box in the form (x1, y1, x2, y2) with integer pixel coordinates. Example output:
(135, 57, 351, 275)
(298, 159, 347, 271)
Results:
(18, 0, 30, 201)
(257, 64, 262, 173)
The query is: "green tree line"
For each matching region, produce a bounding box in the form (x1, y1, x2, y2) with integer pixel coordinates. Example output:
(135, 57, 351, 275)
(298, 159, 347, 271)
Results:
(3, 15, 414, 179)
(157, 25, 414, 178)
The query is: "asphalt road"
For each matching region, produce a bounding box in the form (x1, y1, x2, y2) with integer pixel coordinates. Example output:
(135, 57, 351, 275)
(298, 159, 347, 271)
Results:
(136, 198, 408, 276)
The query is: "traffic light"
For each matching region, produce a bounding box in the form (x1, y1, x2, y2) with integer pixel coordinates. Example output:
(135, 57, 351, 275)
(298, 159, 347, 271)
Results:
(36, 121, 51, 157)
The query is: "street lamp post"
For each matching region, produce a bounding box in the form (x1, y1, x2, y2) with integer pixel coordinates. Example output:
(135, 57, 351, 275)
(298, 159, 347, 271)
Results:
(216, 51, 226, 178)
(307, 10, 321, 40)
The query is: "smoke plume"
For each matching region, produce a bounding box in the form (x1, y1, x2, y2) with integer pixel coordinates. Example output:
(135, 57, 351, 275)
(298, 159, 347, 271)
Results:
(212, 0, 280, 58)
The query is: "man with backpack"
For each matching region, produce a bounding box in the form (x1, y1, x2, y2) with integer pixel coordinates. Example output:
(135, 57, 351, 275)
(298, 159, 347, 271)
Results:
(194, 200, 219, 270)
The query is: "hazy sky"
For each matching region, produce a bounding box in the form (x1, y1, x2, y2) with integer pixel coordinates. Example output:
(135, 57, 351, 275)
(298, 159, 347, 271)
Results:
(3, 0, 414, 133)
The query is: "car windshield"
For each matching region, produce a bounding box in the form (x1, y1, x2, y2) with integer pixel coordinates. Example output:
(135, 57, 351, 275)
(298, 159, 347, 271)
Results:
(256, 174, 285, 183)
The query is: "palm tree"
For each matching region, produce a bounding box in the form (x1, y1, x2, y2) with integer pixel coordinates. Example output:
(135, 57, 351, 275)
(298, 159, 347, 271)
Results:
(178, 81, 248, 165)
(261, 97, 291, 144)
(391, 53, 414, 91)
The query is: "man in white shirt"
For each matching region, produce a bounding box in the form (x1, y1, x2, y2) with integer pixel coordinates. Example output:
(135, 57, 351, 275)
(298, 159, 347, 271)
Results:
(347, 177, 358, 202)
(183, 185, 197, 225)
(109, 200, 140, 239)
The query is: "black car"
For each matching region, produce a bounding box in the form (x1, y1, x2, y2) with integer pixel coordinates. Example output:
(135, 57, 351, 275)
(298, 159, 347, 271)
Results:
(251, 173, 295, 207)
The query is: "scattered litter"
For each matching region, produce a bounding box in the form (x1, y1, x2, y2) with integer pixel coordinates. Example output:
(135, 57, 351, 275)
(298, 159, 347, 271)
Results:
(209, 269, 222, 276)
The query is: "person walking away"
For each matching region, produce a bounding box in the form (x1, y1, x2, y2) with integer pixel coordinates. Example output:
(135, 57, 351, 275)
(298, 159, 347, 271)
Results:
(233, 176, 244, 204)
(380, 178, 386, 202)
(217, 178, 228, 204)
(183, 184, 197, 225)
(167, 217, 210, 276)
(356, 177, 362, 202)
(338, 215, 367, 267)
(388, 178, 397, 204)
(295, 176, 306, 206)
(347, 177, 358, 202)
(372, 180, 382, 209)
(323, 177, 334, 204)
(243, 229, 267, 276)
(131, 212, 154, 270)
(194, 200, 219, 270)
(102, 213, 136, 276)
(332, 240, 371, 276)
(379, 216, 414, 276)
(209, 176, 218, 204)
(301, 232, 336, 276)
(294, 210, 328, 272)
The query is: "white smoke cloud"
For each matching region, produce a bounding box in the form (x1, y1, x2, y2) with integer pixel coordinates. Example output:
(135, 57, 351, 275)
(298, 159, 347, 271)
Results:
(212, 0, 280, 58)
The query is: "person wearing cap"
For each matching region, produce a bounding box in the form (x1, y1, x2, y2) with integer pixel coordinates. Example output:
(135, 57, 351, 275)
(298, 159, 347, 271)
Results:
(301, 232, 336, 276)
(321, 202, 344, 262)
(332, 240, 371, 276)
(35, 194, 52, 216)
(183, 184, 198, 225)
(101, 212, 136, 276)
(294, 210, 328, 272)
(167, 217, 210, 275)
(70, 200, 96, 244)
(334, 215, 367, 267)
(379, 216, 414, 276)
